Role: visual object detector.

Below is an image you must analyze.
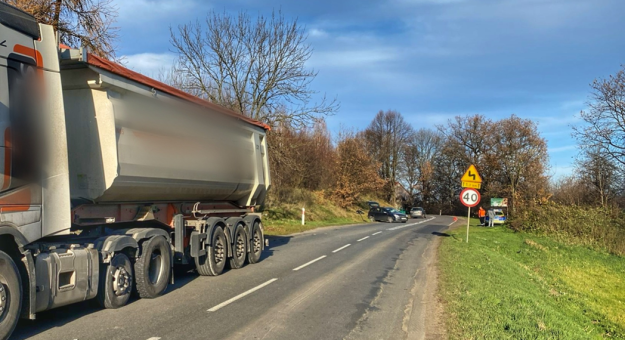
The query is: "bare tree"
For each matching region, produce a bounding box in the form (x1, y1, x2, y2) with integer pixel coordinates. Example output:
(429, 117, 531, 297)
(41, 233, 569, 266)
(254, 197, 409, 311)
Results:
(4, 0, 118, 58)
(399, 129, 442, 207)
(576, 147, 621, 207)
(364, 110, 413, 204)
(574, 65, 625, 168)
(495, 115, 549, 213)
(438, 115, 498, 192)
(169, 10, 337, 127)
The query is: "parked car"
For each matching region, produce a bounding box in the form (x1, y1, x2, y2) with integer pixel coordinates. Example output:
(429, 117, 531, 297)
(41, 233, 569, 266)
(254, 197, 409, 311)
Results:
(485, 209, 506, 225)
(409, 207, 427, 219)
(368, 207, 408, 223)
(366, 201, 380, 208)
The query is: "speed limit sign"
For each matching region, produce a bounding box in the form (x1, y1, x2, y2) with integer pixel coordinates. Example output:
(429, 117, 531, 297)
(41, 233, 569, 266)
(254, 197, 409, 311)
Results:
(460, 188, 480, 207)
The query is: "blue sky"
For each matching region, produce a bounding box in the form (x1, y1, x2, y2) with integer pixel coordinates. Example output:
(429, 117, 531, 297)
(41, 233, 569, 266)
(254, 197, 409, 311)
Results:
(114, 0, 625, 180)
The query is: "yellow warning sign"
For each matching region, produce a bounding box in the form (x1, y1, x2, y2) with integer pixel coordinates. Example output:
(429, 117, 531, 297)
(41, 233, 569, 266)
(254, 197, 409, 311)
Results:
(462, 181, 481, 189)
(461, 165, 482, 184)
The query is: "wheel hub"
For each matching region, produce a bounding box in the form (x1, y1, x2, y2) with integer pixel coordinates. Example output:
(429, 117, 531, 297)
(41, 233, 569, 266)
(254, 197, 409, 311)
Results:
(253, 234, 261, 253)
(0, 283, 7, 318)
(236, 235, 245, 258)
(215, 240, 225, 264)
(112, 266, 131, 296)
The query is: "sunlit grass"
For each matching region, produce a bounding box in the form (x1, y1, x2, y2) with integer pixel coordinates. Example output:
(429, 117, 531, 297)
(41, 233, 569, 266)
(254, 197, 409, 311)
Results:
(439, 226, 625, 339)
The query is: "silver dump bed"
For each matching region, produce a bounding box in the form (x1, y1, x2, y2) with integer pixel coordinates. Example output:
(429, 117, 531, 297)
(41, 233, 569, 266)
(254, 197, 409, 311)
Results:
(59, 49, 270, 207)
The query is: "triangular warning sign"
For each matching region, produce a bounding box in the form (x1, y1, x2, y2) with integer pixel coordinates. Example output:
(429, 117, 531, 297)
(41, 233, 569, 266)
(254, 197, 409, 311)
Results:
(461, 164, 482, 183)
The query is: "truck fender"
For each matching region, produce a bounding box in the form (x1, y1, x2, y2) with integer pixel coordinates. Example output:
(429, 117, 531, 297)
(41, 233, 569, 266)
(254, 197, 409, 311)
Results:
(203, 217, 225, 247)
(189, 218, 225, 260)
(0, 224, 37, 319)
(95, 235, 139, 263)
(125, 228, 170, 244)
(0, 225, 30, 249)
(243, 215, 264, 250)
(224, 217, 245, 244)
(125, 228, 171, 259)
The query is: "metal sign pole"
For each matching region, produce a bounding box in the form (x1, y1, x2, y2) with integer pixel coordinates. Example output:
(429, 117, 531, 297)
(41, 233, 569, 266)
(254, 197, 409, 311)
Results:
(466, 207, 471, 243)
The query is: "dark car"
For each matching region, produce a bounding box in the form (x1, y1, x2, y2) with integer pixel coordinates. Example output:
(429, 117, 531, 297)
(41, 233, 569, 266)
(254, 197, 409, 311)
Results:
(368, 207, 408, 223)
(409, 207, 427, 219)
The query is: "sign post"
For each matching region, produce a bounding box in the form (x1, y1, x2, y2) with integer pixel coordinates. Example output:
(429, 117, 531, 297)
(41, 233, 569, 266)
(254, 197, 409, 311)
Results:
(460, 187, 480, 243)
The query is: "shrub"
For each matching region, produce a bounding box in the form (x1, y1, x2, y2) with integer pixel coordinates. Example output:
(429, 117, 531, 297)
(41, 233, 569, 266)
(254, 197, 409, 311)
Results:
(513, 202, 625, 256)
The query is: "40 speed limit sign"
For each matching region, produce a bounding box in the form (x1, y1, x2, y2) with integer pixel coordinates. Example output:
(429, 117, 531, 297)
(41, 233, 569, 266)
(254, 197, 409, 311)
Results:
(460, 188, 480, 208)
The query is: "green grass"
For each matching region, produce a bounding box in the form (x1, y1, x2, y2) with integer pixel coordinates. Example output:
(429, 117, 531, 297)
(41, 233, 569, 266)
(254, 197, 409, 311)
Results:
(261, 190, 377, 236)
(439, 225, 625, 339)
(263, 217, 364, 236)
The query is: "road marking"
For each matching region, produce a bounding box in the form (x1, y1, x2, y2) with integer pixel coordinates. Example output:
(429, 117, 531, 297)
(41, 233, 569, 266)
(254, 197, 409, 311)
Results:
(357, 236, 370, 242)
(207, 278, 278, 312)
(332, 244, 351, 253)
(372, 231, 382, 236)
(387, 217, 436, 231)
(293, 255, 327, 271)
(146, 338, 161, 340)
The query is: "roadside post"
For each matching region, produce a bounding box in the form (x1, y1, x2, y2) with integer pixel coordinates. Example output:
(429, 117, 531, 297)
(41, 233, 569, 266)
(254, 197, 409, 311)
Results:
(302, 207, 305, 225)
(460, 188, 480, 242)
(460, 165, 483, 243)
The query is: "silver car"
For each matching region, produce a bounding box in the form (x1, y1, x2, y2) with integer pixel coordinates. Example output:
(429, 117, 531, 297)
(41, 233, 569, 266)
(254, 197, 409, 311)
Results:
(409, 207, 427, 219)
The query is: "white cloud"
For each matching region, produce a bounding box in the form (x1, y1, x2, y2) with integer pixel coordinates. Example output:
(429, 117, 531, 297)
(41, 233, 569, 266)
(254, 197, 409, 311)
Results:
(309, 28, 328, 38)
(120, 52, 176, 78)
(309, 48, 398, 68)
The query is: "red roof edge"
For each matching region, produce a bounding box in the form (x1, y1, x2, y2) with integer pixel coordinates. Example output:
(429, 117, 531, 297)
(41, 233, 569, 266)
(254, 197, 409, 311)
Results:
(84, 53, 270, 131)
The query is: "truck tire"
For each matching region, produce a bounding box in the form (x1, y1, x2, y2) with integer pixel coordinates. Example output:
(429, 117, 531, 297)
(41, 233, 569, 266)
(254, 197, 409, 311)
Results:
(229, 224, 247, 269)
(0, 251, 21, 340)
(247, 222, 263, 264)
(195, 226, 226, 276)
(97, 253, 133, 309)
(134, 236, 171, 299)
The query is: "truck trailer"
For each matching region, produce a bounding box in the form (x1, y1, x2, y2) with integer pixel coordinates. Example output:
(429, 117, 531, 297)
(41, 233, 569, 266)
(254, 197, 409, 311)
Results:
(0, 3, 271, 338)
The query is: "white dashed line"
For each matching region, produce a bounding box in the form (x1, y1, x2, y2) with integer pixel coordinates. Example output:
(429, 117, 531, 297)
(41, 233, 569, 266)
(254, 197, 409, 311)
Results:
(372, 231, 382, 236)
(293, 255, 327, 271)
(146, 338, 161, 340)
(387, 217, 436, 231)
(332, 244, 351, 253)
(357, 236, 370, 242)
(207, 278, 278, 312)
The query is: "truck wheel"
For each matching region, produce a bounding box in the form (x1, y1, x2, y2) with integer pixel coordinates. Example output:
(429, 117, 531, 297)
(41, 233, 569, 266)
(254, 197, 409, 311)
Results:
(134, 236, 171, 299)
(247, 222, 263, 264)
(195, 226, 226, 276)
(97, 253, 133, 309)
(0, 251, 21, 340)
(228, 224, 247, 269)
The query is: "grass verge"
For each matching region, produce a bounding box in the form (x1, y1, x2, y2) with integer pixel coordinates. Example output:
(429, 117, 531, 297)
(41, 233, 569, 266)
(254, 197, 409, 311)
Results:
(261, 190, 380, 236)
(439, 225, 625, 339)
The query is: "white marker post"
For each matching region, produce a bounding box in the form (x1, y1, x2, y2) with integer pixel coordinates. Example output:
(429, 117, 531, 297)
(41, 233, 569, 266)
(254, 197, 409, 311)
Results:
(302, 207, 305, 225)
(466, 207, 470, 243)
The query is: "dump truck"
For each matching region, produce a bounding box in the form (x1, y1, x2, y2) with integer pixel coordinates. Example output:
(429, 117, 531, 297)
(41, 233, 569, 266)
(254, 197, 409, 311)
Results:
(0, 3, 271, 338)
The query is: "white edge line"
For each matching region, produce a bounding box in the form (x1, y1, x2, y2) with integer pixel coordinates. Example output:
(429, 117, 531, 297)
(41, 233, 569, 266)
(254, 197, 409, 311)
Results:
(357, 236, 370, 242)
(207, 278, 278, 312)
(293, 255, 327, 271)
(332, 244, 351, 253)
(372, 231, 382, 236)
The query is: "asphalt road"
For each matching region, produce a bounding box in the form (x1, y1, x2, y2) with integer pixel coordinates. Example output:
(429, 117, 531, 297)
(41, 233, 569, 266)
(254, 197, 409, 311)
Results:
(14, 215, 455, 340)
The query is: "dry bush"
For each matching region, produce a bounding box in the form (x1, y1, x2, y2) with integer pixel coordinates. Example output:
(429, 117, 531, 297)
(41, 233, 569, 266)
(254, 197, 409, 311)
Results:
(513, 202, 625, 256)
